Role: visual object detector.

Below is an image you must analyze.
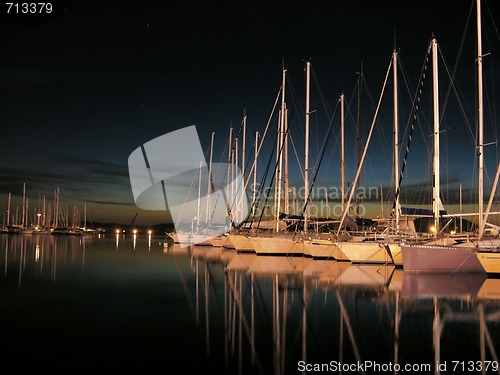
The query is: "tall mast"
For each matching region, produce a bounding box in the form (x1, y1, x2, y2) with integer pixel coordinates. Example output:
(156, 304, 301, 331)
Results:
(355, 63, 363, 217)
(54, 187, 59, 228)
(459, 183, 463, 233)
(22, 182, 26, 228)
(275, 68, 286, 232)
(284, 107, 289, 215)
(42, 195, 46, 227)
(7, 192, 11, 226)
(432, 37, 440, 237)
(242, 112, 247, 181)
(197, 160, 202, 231)
(241, 113, 247, 224)
(304, 60, 311, 234)
(234, 137, 238, 223)
(340, 93, 345, 212)
(393, 49, 400, 233)
(252, 131, 259, 218)
(477, 0, 484, 235)
(205, 131, 215, 223)
(227, 127, 233, 228)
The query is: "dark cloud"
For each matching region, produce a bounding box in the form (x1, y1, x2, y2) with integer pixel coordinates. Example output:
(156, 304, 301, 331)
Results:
(1, 0, 498, 225)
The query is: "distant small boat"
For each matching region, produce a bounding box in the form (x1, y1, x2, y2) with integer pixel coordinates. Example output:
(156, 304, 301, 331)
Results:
(51, 227, 69, 235)
(32, 227, 51, 235)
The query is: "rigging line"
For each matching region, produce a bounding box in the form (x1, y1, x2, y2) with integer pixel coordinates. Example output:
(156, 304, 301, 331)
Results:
(234, 133, 273, 226)
(239, 94, 283, 226)
(391, 40, 432, 216)
(489, 55, 499, 166)
(311, 65, 334, 119)
(484, 0, 500, 43)
(254, 96, 300, 230)
(254, 127, 280, 229)
(173, 161, 203, 228)
(288, 131, 304, 181)
(252, 73, 303, 229)
(398, 59, 418, 153)
(361, 70, 393, 173)
(208, 131, 241, 227)
(335, 57, 392, 235)
(311, 65, 344, 181)
(242, 86, 281, 194)
(293, 99, 340, 236)
(437, 43, 477, 146)
(439, 1, 474, 138)
(248, 145, 274, 226)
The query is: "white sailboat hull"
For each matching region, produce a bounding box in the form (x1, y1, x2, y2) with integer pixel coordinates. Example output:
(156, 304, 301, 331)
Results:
(476, 251, 500, 274)
(303, 239, 350, 261)
(336, 241, 402, 265)
(250, 235, 307, 256)
(167, 232, 212, 246)
(227, 233, 255, 253)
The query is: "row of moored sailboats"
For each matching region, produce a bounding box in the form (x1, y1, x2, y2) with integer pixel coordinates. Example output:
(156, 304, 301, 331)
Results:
(167, 0, 499, 275)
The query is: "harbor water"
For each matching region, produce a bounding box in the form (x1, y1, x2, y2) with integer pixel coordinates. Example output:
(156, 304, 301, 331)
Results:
(1, 233, 500, 374)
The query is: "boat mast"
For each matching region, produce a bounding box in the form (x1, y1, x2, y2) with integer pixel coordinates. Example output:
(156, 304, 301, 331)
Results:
(252, 131, 259, 218)
(205, 131, 215, 224)
(340, 93, 345, 212)
(393, 49, 400, 233)
(54, 187, 59, 228)
(432, 37, 440, 237)
(304, 60, 311, 234)
(459, 183, 463, 233)
(197, 160, 202, 232)
(234, 136, 238, 223)
(242, 112, 246, 183)
(241, 112, 247, 224)
(42, 195, 46, 227)
(22, 182, 26, 228)
(355, 63, 363, 217)
(275, 68, 286, 232)
(284, 101, 289, 216)
(7, 192, 11, 226)
(477, 0, 484, 235)
(336, 57, 393, 236)
(228, 127, 233, 229)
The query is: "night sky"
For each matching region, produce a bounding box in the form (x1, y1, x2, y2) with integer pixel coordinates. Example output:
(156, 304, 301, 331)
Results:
(1, 0, 499, 227)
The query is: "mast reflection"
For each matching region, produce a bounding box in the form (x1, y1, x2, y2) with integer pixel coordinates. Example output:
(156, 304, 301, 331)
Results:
(166, 243, 500, 375)
(0, 234, 86, 285)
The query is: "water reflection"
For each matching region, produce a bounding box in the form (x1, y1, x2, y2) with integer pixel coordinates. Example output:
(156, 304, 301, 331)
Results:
(1, 233, 86, 285)
(165, 243, 500, 375)
(2, 235, 499, 373)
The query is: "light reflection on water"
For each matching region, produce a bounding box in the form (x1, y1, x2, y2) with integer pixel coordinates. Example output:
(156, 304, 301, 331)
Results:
(1, 234, 500, 374)
(168, 243, 500, 375)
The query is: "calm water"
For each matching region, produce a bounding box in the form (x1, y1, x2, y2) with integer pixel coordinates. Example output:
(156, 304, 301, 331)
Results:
(1, 234, 500, 374)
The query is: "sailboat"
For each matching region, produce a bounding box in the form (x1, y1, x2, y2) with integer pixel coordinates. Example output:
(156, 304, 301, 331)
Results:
(17, 183, 34, 234)
(326, 50, 406, 265)
(165, 140, 223, 247)
(227, 127, 260, 253)
(401, 0, 497, 273)
(248, 65, 307, 256)
(474, 162, 500, 273)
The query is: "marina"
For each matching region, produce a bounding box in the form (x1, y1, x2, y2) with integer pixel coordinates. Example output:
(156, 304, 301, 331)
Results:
(161, 0, 500, 277)
(2, 232, 500, 374)
(2, 0, 500, 373)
